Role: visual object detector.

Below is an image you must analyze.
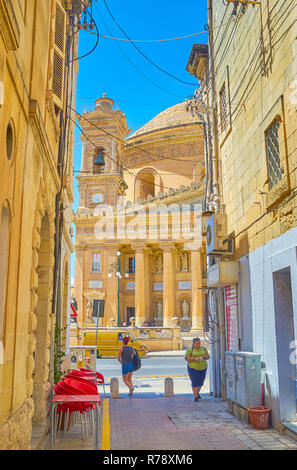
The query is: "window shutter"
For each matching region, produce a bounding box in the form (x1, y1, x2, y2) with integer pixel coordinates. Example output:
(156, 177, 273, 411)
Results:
(52, 0, 66, 109)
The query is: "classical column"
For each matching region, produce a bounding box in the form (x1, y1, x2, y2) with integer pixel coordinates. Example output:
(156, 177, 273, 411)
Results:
(105, 245, 118, 326)
(144, 249, 151, 322)
(160, 242, 176, 327)
(190, 248, 204, 331)
(132, 243, 147, 326)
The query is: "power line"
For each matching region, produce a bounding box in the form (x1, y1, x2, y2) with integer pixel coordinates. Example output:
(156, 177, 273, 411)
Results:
(102, 0, 197, 87)
(84, 21, 231, 43)
(68, 0, 100, 62)
(70, 115, 202, 193)
(69, 105, 203, 164)
(93, 3, 187, 99)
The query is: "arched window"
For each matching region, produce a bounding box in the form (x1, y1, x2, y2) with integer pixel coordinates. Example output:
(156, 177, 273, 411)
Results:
(0, 201, 11, 347)
(135, 169, 159, 201)
(93, 147, 105, 174)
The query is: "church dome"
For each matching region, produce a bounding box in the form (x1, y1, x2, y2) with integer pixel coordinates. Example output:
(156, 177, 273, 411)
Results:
(126, 101, 200, 141)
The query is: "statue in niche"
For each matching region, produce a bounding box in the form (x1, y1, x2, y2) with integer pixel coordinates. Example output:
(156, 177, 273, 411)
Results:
(154, 300, 163, 320)
(181, 299, 190, 319)
(180, 252, 189, 272)
(86, 301, 93, 322)
(155, 254, 163, 273)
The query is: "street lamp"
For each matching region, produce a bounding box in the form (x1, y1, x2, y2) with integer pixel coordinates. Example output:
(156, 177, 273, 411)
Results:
(108, 250, 130, 327)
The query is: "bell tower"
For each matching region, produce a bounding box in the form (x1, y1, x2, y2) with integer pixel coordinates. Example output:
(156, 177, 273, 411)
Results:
(77, 93, 130, 209)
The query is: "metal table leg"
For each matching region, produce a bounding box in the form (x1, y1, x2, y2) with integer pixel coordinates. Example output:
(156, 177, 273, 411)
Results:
(51, 403, 57, 449)
(96, 403, 101, 450)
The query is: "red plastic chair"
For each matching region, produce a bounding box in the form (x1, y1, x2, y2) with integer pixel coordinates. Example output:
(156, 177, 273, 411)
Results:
(95, 372, 106, 397)
(53, 377, 101, 437)
(79, 369, 106, 396)
(53, 382, 91, 433)
(69, 369, 97, 385)
(63, 378, 99, 397)
(64, 374, 98, 393)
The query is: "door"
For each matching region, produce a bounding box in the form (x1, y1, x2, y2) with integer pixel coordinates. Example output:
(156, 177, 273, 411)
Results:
(127, 307, 135, 325)
(273, 267, 296, 422)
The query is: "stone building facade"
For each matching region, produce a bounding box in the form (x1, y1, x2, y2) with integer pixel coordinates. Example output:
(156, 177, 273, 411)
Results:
(74, 96, 207, 331)
(188, 0, 297, 430)
(0, 0, 83, 449)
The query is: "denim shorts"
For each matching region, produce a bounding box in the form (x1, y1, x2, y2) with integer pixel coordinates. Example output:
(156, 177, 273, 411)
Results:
(122, 361, 134, 375)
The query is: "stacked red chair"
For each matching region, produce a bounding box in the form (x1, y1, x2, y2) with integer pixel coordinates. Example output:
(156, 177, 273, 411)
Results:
(79, 368, 106, 397)
(53, 374, 101, 438)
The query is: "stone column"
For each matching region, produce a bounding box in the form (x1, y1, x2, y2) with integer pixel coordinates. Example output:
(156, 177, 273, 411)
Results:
(111, 138, 118, 172)
(81, 142, 86, 171)
(160, 242, 176, 327)
(190, 248, 204, 331)
(132, 243, 147, 326)
(105, 245, 119, 326)
(144, 249, 151, 322)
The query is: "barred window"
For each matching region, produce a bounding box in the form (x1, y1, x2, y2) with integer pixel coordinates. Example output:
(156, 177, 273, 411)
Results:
(92, 253, 100, 272)
(219, 83, 228, 132)
(128, 257, 135, 274)
(266, 120, 282, 189)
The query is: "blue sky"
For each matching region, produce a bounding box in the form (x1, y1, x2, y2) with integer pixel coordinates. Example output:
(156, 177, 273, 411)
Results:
(71, 0, 209, 279)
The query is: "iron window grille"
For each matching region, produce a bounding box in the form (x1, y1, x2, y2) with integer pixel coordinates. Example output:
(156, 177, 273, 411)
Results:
(266, 119, 282, 189)
(219, 83, 228, 132)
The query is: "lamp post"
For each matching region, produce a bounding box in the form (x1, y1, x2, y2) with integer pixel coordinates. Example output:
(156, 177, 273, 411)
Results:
(108, 250, 130, 327)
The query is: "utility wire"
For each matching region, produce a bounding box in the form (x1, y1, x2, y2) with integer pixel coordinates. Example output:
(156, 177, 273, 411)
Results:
(69, 105, 203, 164)
(84, 21, 231, 42)
(69, 0, 100, 62)
(102, 0, 197, 87)
(93, 3, 186, 99)
(70, 115, 202, 193)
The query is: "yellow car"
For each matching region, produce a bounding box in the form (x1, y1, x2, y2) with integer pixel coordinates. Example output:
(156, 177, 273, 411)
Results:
(83, 330, 147, 358)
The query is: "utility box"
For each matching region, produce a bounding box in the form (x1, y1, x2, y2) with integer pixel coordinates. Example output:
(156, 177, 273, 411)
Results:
(69, 346, 96, 371)
(225, 351, 237, 402)
(235, 352, 261, 408)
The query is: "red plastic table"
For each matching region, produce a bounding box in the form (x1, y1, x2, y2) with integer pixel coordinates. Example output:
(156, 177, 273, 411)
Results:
(51, 394, 101, 449)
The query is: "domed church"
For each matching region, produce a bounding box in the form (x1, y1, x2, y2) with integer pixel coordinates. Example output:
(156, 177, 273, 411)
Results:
(74, 95, 207, 331)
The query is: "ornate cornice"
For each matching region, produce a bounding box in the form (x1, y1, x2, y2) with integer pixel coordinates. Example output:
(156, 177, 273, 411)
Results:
(123, 134, 203, 154)
(0, 0, 20, 51)
(29, 99, 60, 191)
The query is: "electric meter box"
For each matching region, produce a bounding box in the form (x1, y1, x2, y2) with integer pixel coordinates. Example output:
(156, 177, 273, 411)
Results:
(225, 351, 237, 402)
(69, 346, 96, 371)
(235, 352, 261, 408)
(225, 351, 262, 408)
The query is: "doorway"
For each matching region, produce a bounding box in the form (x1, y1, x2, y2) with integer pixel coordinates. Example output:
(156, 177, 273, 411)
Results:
(273, 267, 296, 423)
(127, 307, 135, 325)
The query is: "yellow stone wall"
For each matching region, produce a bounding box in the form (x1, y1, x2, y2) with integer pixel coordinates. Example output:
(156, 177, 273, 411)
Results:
(0, 0, 77, 449)
(211, 0, 297, 258)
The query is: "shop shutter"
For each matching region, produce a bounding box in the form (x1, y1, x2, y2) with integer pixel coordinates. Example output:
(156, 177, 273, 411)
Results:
(52, 0, 66, 109)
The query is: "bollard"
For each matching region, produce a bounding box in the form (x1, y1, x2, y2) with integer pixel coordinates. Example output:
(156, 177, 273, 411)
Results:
(164, 377, 174, 397)
(110, 377, 119, 399)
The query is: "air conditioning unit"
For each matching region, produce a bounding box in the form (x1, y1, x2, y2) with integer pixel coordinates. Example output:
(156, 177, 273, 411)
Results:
(207, 261, 239, 287)
(206, 213, 233, 256)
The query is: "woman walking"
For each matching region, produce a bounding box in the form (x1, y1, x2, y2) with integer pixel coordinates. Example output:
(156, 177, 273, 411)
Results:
(118, 336, 135, 396)
(185, 337, 210, 403)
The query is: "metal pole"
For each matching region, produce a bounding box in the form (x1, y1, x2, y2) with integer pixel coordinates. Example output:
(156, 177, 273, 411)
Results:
(117, 257, 120, 327)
